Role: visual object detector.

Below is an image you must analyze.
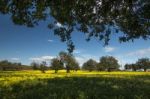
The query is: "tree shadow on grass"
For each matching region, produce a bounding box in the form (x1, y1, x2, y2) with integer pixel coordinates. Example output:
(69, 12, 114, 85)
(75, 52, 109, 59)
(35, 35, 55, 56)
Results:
(0, 75, 150, 99)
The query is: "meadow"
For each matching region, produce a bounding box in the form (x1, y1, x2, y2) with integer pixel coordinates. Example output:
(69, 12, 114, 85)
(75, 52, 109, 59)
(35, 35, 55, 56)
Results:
(0, 70, 150, 99)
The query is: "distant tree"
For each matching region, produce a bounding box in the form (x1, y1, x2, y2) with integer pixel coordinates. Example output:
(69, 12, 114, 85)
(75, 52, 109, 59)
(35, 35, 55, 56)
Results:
(0, 0, 150, 53)
(51, 58, 64, 73)
(100, 56, 120, 72)
(0, 60, 11, 70)
(96, 63, 105, 71)
(131, 64, 139, 71)
(124, 64, 132, 70)
(82, 59, 97, 72)
(31, 62, 39, 70)
(136, 58, 150, 72)
(71, 59, 80, 72)
(59, 51, 77, 73)
(40, 61, 47, 73)
(124, 63, 140, 71)
(0, 60, 26, 70)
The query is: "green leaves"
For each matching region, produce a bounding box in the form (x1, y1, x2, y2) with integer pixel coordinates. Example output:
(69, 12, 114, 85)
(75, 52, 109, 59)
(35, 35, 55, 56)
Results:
(0, 0, 150, 52)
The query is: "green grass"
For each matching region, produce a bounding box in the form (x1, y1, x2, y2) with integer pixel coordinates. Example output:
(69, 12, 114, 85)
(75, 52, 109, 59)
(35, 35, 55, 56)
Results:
(0, 70, 150, 99)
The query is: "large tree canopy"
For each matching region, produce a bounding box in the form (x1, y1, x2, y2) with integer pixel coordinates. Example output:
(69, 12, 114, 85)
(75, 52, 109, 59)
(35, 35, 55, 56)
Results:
(100, 56, 120, 71)
(0, 0, 150, 52)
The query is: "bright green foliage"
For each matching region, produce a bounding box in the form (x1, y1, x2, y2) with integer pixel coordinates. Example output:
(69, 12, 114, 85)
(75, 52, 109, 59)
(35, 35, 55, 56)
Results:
(100, 56, 120, 71)
(51, 58, 64, 73)
(82, 59, 97, 72)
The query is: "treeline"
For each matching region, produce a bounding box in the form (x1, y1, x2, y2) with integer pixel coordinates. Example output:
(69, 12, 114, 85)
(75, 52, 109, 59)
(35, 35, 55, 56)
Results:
(82, 56, 120, 72)
(31, 52, 150, 73)
(0, 52, 150, 73)
(30, 52, 120, 73)
(0, 60, 31, 71)
(125, 58, 150, 72)
(30, 52, 80, 73)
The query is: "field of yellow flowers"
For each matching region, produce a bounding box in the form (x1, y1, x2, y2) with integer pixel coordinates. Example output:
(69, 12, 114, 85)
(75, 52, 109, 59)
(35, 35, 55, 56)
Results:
(0, 70, 150, 99)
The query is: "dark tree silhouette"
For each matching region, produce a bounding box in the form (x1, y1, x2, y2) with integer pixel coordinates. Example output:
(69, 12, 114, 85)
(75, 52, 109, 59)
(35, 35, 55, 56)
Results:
(100, 56, 120, 72)
(40, 61, 47, 73)
(59, 51, 77, 73)
(82, 59, 97, 72)
(31, 61, 39, 70)
(51, 58, 64, 73)
(0, 0, 150, 52)
(136, 58, 150, 72)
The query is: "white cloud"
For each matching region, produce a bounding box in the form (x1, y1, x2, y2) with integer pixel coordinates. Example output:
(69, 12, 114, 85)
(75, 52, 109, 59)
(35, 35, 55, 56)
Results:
(56, 22, 63, 27)
(75, 54, 99, 66)
(11, 58, 20, 61)
(48, 39, 54, 42)
(75, 57, 86, 66)
(104, 46, 116, 52)
(126, 47, 150, 57)
(29, 56, 55, 62)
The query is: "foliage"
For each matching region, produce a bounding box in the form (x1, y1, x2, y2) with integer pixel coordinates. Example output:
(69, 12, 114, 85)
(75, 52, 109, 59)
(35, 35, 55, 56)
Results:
(0, 60, 31, 71)
(59, 51, 79, 73)
(51, 58, 64, 73)
(82, 59, 97, 72)
(100, 56, 120, 71)
(125, 63, 139, 71)
(0, 0, 150, 52)
(31, 62, 40, 70)
(71, 61, 80, 71)
(136, 58, 150, 71)
(96, 63, 105, 71)
(39, 61, 47, 73)
(125, 58, 150, 71)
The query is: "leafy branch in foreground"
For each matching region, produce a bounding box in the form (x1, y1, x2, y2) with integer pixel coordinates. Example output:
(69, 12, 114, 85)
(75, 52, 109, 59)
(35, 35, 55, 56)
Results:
(0, 0, 150, 52)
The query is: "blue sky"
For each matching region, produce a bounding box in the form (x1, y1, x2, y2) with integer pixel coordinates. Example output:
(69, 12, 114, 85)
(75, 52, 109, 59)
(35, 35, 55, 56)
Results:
(0, 14, 150, 69)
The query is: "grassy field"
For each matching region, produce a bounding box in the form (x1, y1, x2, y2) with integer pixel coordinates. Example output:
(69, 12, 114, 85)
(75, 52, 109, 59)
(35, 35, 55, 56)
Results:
(0, 70, 150, 99)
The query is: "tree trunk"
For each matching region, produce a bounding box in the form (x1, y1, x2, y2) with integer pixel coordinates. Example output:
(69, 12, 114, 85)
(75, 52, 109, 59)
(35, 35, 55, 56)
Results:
(66, 69, 70, 73)
(144, 68, 146, 72)
(108, 68, 111, 72)
(55, 70, 58, 73)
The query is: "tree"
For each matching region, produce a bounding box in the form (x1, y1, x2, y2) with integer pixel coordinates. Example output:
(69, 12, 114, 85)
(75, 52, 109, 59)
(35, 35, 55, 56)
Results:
(59, 51, 77, 73)
(0, 60, 31, 71)
(124, 63, 140, 71)
(96, 63, 105, 71)
(124, 64, 132, 70)
(31, 62, 39, 70)
(40, 61, 47, 73)
(100, 56, 120, 72)
(136, 58, 150, 72)
(51, 58, 64, 73)
(0, 0, 150, 53)
(82, 59, 97, 72)
(70, 59, 80, 72)
(0, 60, 11, 71)
(131, 63, 139, 71)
